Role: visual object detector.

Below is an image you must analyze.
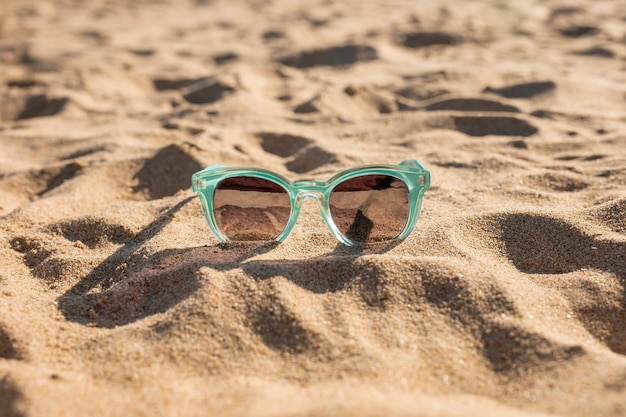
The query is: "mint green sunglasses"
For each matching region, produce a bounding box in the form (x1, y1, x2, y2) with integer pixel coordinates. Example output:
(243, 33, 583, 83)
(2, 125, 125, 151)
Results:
(191, 160, 430, 246)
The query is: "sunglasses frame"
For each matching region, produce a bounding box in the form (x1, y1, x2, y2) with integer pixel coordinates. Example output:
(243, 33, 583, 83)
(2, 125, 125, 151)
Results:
(191, 160, 430, 246)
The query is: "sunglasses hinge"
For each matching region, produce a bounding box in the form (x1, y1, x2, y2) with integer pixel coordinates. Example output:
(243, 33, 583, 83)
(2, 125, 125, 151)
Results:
(192, 178, 206, 190)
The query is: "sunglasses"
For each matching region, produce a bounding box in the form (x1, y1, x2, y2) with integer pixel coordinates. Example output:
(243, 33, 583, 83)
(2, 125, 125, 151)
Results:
(191, 160, 430, 246)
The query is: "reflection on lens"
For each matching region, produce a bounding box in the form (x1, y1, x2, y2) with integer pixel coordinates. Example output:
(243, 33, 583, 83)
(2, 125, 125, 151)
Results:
(213, 176, 291, 241)
(329, 174, 409, 243)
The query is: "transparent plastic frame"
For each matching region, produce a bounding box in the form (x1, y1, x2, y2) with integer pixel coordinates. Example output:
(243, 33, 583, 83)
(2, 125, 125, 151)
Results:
(191, 160, 431, 246)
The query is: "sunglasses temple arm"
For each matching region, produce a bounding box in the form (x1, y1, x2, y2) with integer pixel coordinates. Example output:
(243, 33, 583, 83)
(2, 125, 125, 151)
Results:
(196, 164, 227, 175)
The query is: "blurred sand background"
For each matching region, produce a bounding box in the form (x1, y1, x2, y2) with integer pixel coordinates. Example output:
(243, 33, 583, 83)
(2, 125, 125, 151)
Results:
(1, 0, 626, 415)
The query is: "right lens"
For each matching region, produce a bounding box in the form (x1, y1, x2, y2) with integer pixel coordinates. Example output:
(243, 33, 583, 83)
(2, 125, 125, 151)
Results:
(329, 174, 410, 243)
(213, 176, 291, 241)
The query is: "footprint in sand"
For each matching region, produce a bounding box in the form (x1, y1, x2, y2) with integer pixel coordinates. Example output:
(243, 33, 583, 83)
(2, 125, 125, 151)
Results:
(262, 30, 285, 42)
(0, 93, 68, 122)
(483, 81, 556, 99)
(48, 217, 137, 249)
(277, 44, 377, 68)
(256, 132, 313, 157)
(572, 46, 615, 58)
(557, 24, 598, 38)
(129, 49, 155, 57)
(212, 52, 238, 65)
(447, 115, 538, 137)
(286, 146, 337, 174)
(423, 97, 520, 113)
(555, 154, 605, 162)
(548, 7, 600, 38)
(133, 144, 203, 199)
(153, 76, 237, 105)
(182, 79, 236, 104)
(152, 77, 211, 91)
(5, 79, 41, 88)
(399, 31, 463, 49)
(254, 132, 336, 174)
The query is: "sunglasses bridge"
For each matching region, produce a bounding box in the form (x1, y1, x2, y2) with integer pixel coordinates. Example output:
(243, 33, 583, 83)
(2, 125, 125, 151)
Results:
(287, 180, 343, 243)
(291, 180, 327, 208)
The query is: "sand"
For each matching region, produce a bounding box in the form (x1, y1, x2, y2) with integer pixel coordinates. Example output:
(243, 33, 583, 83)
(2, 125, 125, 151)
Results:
(1, 0, 625, 415)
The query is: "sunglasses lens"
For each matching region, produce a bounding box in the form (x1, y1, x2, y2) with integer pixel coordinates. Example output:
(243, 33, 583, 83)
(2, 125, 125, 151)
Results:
(329, 174, 410, 243)
(213, 176, 291, 241)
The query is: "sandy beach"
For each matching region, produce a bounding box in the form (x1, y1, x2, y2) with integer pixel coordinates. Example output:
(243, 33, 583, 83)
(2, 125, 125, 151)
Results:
(1, 0, 626, 415)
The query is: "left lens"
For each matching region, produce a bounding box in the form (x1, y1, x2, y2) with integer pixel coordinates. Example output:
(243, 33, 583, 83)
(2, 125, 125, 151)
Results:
(213, 176, 291, 241)
(329, 174, 410, 243)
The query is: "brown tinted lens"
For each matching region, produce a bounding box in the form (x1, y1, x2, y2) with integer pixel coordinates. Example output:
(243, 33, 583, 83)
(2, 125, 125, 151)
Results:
(213, 176, 291, 241)
(329, 174, 410, 243)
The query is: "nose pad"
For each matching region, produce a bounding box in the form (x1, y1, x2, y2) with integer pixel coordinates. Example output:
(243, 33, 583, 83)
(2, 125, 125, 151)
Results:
(295, 191, 325, 208)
